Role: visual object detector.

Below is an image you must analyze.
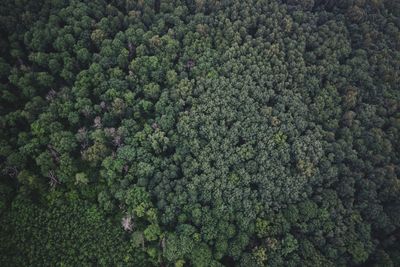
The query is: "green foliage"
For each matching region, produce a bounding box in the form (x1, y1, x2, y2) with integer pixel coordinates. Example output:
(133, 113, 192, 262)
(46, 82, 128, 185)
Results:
(0, 195, 150, 266)
(144, 224, 161, 241)
(75, 172, 88, 185)
(0, 0, 399, 266)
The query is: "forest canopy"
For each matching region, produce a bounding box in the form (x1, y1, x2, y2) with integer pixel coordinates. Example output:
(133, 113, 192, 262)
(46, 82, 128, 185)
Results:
(0, 0, 399, 266)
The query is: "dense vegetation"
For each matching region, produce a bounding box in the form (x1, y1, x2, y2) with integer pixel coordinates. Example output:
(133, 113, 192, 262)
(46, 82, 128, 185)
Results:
(0, 0, 399, 266)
